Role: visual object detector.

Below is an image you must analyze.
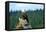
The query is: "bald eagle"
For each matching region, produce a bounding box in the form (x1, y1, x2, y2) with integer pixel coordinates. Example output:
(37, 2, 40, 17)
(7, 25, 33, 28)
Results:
(16, 12, 32, 29)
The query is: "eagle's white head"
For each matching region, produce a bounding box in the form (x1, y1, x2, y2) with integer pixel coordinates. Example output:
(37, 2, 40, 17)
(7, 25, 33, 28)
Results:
(22, 9, 26, 13)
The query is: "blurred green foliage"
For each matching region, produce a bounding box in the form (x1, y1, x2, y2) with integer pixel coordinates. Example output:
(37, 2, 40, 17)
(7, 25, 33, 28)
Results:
(9, 9, 44, 29)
